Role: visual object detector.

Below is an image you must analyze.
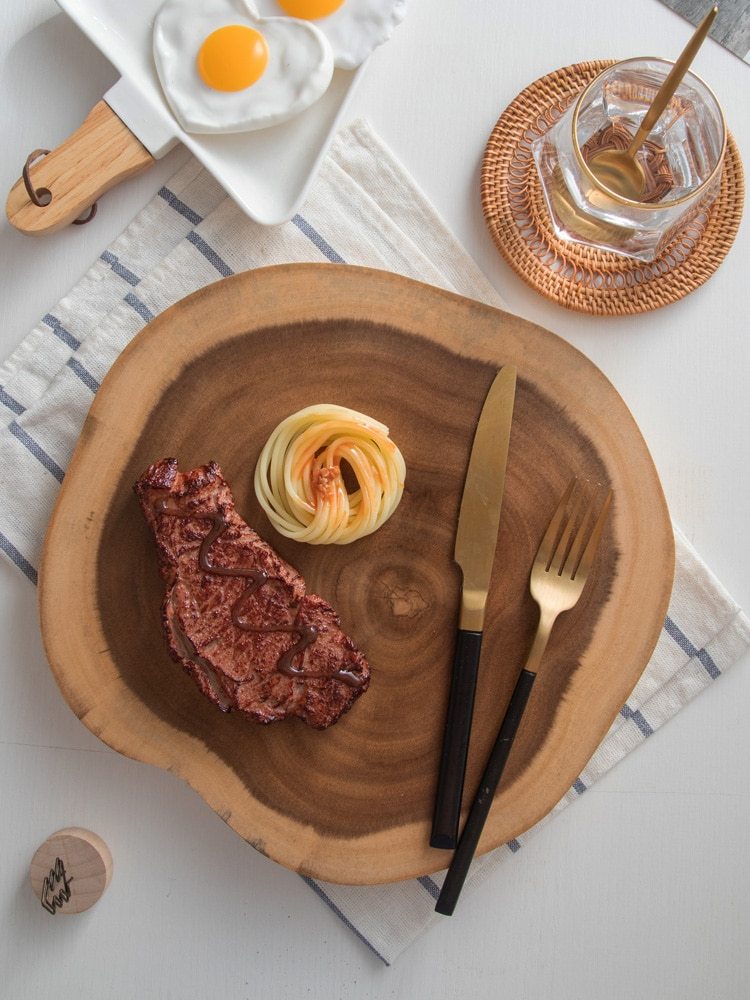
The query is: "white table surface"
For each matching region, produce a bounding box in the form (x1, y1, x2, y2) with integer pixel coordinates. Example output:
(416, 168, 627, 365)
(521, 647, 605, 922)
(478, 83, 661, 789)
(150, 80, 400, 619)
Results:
(1, 1, 749, 997)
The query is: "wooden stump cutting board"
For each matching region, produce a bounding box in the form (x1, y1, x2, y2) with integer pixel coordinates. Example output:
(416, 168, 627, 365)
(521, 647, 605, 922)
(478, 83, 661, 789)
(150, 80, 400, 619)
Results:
(39, 264, 673, 884)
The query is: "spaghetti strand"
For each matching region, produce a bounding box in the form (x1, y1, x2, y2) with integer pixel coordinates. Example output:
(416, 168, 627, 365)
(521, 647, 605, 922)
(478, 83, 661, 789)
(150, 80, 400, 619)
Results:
(254, 404, 406, 545)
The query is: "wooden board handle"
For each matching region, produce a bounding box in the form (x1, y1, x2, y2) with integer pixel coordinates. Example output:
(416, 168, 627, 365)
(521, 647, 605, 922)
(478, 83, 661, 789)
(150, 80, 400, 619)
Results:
(6, 101, 154, 236)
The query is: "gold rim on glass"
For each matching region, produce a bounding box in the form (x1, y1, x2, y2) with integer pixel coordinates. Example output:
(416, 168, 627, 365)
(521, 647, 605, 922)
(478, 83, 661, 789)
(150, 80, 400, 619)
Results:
(571, 56, 727, 210)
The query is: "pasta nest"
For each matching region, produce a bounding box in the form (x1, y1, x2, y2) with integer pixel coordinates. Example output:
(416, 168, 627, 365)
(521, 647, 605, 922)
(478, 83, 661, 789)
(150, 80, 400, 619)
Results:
(254, 404, 406, 544)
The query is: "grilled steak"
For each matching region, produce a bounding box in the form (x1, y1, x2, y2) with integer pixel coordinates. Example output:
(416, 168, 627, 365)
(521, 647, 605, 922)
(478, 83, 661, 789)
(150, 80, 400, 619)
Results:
(134, 458, 370, 729)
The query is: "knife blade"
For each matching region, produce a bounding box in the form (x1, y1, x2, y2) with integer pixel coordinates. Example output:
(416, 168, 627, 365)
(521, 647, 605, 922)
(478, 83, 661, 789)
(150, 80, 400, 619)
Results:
(430, 364, 517, 849)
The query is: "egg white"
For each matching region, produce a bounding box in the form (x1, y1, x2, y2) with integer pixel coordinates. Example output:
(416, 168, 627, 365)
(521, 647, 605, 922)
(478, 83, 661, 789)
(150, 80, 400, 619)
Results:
(278, 0, 408, 70)
(154, 0, 334, 134)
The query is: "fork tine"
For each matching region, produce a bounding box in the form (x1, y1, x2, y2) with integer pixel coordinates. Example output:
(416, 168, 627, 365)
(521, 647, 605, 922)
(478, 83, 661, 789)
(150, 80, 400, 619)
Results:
(549, 480, 588, 575)
(572, 488, 613, 580)
(536, 477, 576, 568)
(566, 483, 600, 576)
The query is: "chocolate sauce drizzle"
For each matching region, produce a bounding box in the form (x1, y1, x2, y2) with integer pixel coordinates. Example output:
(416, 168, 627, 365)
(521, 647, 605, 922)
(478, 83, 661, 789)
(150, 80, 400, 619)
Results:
(154, 498, 364, 703)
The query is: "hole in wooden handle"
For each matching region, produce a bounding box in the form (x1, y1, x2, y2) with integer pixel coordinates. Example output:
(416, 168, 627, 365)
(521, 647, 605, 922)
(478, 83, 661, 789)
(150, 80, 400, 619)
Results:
(22, 149, 52, 206)
(22, 147, 98, 223)
(8, 103, 154, 235)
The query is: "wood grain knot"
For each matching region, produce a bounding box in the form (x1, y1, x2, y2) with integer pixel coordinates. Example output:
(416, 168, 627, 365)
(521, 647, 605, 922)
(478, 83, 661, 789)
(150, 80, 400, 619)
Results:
(378, 581, 429, 619)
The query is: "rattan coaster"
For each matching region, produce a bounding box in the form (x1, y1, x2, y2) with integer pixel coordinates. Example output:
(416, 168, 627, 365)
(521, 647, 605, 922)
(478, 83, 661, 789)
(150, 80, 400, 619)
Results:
(481, 60, 744, 315)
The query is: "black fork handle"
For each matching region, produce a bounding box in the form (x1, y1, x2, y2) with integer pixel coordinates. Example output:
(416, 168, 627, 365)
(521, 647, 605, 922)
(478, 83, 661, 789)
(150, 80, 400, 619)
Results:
(435, 668, 537, 915)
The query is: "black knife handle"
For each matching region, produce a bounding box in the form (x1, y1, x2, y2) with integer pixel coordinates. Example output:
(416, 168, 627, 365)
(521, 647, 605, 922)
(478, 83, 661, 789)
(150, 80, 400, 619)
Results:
(435, 668, 537, 915)
(430, 629, 484, 850)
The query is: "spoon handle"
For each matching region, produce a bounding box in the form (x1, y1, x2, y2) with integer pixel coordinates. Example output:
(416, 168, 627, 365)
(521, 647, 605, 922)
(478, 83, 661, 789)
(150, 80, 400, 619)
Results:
(627, 5, 718, 157)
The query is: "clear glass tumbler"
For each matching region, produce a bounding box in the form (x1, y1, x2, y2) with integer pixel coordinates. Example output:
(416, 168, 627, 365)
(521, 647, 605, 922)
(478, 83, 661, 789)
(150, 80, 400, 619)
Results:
(532, 58, 726, 261)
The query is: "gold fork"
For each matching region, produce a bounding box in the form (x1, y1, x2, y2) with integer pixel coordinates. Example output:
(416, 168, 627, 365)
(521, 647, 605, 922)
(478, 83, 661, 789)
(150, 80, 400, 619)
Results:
(435, 477, 613, 915)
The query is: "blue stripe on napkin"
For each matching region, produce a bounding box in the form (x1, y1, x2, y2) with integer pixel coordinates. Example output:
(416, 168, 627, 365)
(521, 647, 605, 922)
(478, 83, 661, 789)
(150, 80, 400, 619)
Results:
(300, 876, 390, 965)
(0, 530, 37, 584)
(664, 615, 721, 678)
(186, 231, 234, 277)
(158, 186, 204, 225)
(8, 420, 64, 482)
(66, 357, 100, 394)
(416, 875, 441, 899)
(620, 704, 654, 738)
(0, 386, 25, 415)
(42, 314, 81, 351)
(124, 293, 156, 323)
(100, 250, 141, 287)
(292, 215, 345, 263)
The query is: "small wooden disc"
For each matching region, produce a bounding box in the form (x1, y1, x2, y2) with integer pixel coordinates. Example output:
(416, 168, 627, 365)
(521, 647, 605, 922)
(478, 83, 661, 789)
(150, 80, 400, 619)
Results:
(29, 827, 112, 915)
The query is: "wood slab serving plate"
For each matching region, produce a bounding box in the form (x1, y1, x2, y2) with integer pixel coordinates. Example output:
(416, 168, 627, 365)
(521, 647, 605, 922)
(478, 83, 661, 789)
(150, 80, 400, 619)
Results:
(40, 264, 674, 884)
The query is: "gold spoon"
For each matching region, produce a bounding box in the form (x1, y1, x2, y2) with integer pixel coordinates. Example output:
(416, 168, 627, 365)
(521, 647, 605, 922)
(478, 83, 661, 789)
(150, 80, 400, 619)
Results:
(588, 5, 718, 200)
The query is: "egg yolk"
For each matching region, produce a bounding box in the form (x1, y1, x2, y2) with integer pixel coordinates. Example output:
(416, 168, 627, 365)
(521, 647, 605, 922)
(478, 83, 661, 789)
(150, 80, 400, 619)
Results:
(197, 25, 269, 92)
(277, 0, 345, 18)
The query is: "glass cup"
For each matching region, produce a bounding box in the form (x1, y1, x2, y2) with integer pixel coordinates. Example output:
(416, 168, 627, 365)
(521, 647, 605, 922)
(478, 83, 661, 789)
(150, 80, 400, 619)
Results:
(532, 58, 726, 262)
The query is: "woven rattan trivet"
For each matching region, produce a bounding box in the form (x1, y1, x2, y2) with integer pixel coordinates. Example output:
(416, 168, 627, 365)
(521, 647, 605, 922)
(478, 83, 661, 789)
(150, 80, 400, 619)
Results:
(481, 60, 744, 315)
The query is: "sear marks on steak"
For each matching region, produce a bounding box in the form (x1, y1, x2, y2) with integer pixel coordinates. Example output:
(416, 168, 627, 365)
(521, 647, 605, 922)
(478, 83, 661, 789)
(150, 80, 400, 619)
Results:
(134, 458, 370, 729)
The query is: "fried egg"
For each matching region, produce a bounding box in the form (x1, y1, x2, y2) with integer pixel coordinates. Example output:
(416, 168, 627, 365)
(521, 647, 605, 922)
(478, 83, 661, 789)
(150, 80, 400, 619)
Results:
(153, 0, 334, 134)
(275, 0, 407, 69)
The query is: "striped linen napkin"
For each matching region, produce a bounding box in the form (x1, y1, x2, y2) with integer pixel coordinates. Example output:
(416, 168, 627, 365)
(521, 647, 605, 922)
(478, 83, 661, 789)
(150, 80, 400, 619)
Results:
(1, 120, 748, 965)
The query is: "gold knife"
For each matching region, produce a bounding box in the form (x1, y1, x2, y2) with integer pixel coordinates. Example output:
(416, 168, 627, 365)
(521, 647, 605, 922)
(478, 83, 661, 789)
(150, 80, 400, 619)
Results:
(431, 364, 517, 849)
